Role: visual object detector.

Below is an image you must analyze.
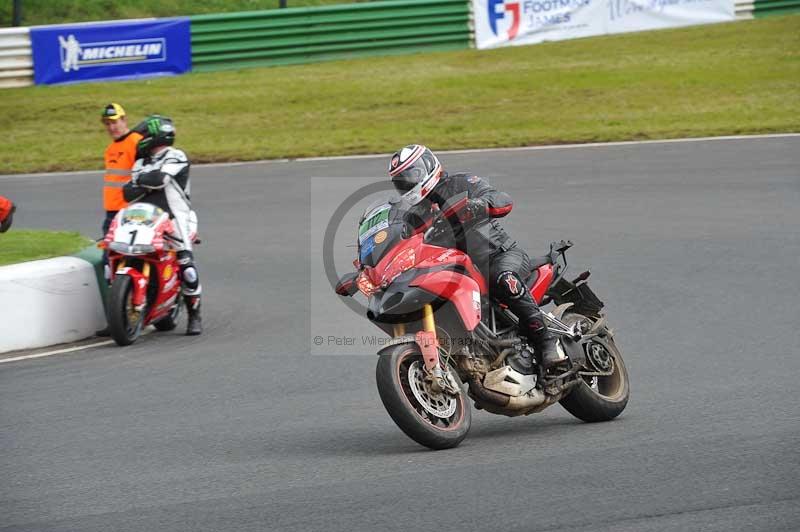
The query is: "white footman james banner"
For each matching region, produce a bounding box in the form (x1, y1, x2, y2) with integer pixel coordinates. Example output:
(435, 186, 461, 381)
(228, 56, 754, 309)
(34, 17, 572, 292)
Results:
(474, 0, 734, 49)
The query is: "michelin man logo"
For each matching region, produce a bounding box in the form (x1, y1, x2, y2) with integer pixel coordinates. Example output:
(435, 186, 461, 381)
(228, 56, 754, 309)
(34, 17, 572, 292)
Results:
(59, 34, 81, 72)
(488, 0, 522, 40)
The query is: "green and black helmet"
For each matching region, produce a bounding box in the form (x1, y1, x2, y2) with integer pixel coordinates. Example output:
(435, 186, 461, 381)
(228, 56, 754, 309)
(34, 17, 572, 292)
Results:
(134, 115, 176, 158)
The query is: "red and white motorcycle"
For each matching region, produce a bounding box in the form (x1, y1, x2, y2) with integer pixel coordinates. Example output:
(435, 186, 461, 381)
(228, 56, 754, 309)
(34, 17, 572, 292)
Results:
(102, 202, 197, 346)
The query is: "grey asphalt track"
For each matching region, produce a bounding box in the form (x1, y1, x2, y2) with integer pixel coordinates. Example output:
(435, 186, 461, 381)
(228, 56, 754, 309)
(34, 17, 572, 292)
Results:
(1, 137, 799, 532)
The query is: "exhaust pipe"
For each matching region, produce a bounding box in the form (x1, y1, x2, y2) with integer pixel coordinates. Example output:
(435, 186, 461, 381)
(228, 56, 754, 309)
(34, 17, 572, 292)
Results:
(468, 379, 510, 407)
(468, 378, 547, 409)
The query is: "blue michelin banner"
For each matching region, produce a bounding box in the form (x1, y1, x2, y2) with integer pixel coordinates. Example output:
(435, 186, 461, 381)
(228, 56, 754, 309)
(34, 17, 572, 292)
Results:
(30, 18, 191, 85)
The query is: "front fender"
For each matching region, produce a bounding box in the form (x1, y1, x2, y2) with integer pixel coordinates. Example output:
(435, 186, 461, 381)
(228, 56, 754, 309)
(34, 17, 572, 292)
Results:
(376, 334, 418, 354)
(115, 266, 148, 307)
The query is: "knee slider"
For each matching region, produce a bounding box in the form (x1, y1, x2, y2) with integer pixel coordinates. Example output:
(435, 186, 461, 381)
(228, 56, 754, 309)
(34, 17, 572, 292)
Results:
(181, 266, 199, 290)
(495, 270, 526, 300)
(182, 266, 198, 285)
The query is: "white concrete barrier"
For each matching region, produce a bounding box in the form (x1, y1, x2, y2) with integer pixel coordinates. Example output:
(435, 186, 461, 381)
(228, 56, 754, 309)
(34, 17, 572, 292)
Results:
(0, 257, 105, 353)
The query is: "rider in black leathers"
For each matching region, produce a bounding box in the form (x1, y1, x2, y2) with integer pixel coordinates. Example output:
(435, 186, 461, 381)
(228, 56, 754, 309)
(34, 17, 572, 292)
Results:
(389, 144, 563, 369)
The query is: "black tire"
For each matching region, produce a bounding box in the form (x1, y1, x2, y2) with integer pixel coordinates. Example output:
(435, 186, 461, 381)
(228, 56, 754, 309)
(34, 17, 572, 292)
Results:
(108, 275, 146, 346)
(376, 343, 471, 450)
(558, 312, 630, 422)
(152, 299, 181, 331)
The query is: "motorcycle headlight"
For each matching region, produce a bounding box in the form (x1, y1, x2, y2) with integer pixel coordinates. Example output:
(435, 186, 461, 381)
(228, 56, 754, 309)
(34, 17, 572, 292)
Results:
(108, 242, 155, 255)
(380, 248, 416, 287)
(108, 242, 128, 254)
(357, 271, 378, 297)
(130, 244, 155, 254)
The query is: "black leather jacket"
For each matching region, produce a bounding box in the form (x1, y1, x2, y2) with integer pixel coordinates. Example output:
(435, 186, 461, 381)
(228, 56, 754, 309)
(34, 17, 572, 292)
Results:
(407, 172, 517, 268)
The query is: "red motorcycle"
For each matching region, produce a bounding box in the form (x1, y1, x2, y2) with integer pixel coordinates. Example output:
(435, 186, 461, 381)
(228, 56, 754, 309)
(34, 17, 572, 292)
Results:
(102, 202, 196, 346)
(336, 193, 630, 449)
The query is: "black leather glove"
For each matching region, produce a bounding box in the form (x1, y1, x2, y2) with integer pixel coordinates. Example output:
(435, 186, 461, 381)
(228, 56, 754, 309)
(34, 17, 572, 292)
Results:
(137, 169, 166, 189)
(456, 198, 488, 224)
(122, 182, 146, 203)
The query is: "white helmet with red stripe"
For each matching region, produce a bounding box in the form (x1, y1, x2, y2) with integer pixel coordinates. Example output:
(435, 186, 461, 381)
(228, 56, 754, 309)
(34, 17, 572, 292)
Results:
(389, 144, 442, 206)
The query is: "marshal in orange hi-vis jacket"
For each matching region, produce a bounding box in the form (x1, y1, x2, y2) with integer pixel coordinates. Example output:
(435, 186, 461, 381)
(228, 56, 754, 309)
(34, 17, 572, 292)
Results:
(101, 103, 143, 212)
(103, 130, 143, 211)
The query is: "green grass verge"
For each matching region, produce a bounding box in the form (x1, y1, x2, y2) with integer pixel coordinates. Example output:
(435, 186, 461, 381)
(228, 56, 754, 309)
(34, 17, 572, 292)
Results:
(1, 15, 798, 174)
(1, 0, 370, 26)
(0, 230, 93, 266)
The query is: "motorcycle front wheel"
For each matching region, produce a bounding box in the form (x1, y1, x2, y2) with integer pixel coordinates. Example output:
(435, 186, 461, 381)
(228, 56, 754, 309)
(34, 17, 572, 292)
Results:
(376, 343, 471, 450)
(108, 275, 146, 346)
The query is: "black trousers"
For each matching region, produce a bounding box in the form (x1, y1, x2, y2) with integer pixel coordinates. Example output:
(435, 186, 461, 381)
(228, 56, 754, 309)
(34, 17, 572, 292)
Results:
(484, 246, 548, 337)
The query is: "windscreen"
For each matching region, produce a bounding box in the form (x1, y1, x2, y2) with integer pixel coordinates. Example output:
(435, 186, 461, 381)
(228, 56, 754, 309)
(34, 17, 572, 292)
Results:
(357, 199, 412, 267)
(120, 203, 163, 226)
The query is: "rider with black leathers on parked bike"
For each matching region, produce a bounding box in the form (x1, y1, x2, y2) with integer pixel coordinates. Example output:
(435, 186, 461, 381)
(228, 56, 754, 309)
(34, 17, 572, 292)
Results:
(123, 115, 202, 336)
(389, 144, 564, 369)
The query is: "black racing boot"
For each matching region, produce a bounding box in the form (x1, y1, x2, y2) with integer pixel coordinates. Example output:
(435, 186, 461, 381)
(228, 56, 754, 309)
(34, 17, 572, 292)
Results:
(185, 296, 202, 336)
(531, 328, 566, 370)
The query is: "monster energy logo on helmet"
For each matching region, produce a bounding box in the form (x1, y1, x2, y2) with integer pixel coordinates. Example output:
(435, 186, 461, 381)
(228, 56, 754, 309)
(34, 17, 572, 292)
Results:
(146, 117, 162, 135)
(135, 114, 176, 158)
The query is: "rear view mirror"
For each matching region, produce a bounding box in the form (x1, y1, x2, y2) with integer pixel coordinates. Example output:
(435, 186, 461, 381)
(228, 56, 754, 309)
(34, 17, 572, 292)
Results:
(335, 272, 359, 297)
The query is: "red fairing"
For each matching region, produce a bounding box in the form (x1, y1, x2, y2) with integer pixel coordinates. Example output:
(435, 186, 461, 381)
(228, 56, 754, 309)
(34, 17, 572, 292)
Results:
(150, 218, 174, 252)
(103, 215, 120, 246)
(530, 264, 554, 305)
(146, 257, 181, 323)
(364, 233, 487, 331)
(410, 271, 482, 331)
(415, 248, 488, 295)
(104, 211, 174, 251)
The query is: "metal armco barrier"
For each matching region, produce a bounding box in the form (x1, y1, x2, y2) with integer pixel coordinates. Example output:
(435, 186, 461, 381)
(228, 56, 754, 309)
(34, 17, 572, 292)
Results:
(0, 27, 33, 88)
(753, 0, 800, 15)
(735, 0, 800, 18)
(190, 0, 472, 72)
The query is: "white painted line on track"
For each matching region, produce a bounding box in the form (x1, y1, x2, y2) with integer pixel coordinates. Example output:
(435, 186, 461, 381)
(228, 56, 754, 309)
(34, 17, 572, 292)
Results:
(2, 133, 798, 179)
(274, 133, 800, 163)
(0, 340, 114, 364)
(0, 328, 155, 365)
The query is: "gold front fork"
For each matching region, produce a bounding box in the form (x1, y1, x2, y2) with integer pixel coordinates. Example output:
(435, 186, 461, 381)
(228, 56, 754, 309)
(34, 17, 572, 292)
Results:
(422, 304, 436, 332)
(392, 305, 435, 337)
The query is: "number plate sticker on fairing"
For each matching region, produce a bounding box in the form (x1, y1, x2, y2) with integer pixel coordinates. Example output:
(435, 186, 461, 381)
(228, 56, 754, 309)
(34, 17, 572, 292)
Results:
(360, 236, 376, 263)
(358, 203, 390, 244)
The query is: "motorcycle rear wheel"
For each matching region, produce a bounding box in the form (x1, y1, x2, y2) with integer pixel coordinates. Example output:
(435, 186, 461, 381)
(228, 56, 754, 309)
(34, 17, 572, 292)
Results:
(558, 312, 630, 422)
(108, 275, 146, 346)
(376, 343, 471, 450)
